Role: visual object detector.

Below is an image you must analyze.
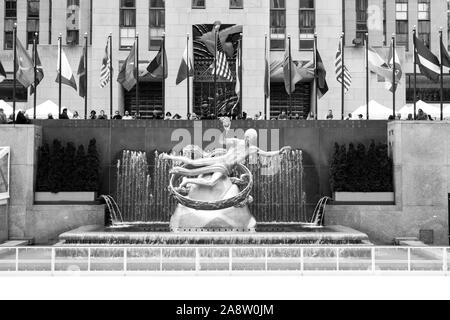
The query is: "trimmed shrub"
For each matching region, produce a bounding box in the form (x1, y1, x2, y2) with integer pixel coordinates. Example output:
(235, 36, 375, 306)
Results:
(330, 141, 393, 193)
(36, 139, 100, 193)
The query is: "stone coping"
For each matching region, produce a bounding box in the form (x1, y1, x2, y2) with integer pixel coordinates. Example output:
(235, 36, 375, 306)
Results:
(59, 225, 370, 246)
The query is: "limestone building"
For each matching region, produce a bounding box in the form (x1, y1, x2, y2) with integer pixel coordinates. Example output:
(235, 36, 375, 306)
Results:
(0, 0, 448, 119)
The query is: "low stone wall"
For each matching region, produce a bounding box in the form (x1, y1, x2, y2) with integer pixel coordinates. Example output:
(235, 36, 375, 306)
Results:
(327, 205, 448, 245)
(0, 205, 7, 243)
(328, 121, 450, 246)
(28, 205, 105, 245)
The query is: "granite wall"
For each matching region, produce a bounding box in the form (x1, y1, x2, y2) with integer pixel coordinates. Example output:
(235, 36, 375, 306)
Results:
(0, 125, 104, 245)
(0, 205, 7, 243)
(328, 122, 450, 246)
(34, 120, 388, 216)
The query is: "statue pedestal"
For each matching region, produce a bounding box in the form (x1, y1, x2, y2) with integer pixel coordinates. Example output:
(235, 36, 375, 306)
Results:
(170, 177, 257, 232)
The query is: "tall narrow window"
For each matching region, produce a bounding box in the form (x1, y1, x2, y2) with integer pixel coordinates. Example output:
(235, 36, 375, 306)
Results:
(270, 0, 286, 50)
(27, 0, 40, 46)
(4, 0, 17, 50)
(49, 0, 52, 44)
(66, 0, 80, 45)
(395, 0, 408, 50)
(120, 0, 136, 49)
(149, 0, 165, 50)
(299, 0, 315, 50)
(418, 0, 430, 48)
(355, 0, 368, 43)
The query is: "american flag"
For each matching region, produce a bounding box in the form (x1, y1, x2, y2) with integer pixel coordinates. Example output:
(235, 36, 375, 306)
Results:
(100, 42, 111, 88)
(335, 41, 352, 94)
(210, 38, 233, 81)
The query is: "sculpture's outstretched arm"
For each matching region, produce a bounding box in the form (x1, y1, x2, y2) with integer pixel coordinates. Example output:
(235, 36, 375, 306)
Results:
(250, 146, 292, 157)
(160, 153, 218, 167)
(180, 172, 224, 188)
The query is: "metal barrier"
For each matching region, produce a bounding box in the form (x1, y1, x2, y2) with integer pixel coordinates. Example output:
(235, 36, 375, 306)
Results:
(0, 246, 448, 275)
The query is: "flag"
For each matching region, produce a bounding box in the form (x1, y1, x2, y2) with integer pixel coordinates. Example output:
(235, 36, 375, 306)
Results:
(147, 43, 168, 79)
(56, 41, 77, 91)
(235, 42, 242, 96)
(77, 47, 87, 98)
(414, 35, 440, 82)
(30, 47, 44, 95)
(210, 38, 233, 81)
(386, 41, 402, 92)
(0, 60, 6, 83)
(15, 38, 34, 88)
(100, 42, 111, 88)
(264, 50, 270, 98)
(176, 46, 194, 85)
(335, 41, 352, 93)
(283, 47, 302, 94)
(440, 37, 450, 71)
(117, 42, 137, 91)
(316, 50, 329, 99)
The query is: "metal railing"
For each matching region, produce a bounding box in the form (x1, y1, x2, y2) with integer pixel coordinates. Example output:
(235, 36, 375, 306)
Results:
(0, 246, 449, 275)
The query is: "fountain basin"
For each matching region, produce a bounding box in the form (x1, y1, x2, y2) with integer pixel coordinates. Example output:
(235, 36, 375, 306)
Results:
(59, 224, 370, 246)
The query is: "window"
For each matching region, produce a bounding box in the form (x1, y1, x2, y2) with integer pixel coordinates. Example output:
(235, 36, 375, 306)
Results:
(270, 0, 286, 50)
(120, 0, 136, 49)
(66, 0, 80, 45)
(49, 0, 52, 44)
(230, 0, 243, 9)
(27, 0, 40, 46)
(406, 74, 450, 103)
(4, 0, 16, 50)
(355, 0, 368, 43)
(395, 0, 408, 50)
(299, 0, 315, 50)
(149, 0, 165, 50)
(418, 0, 430, 48)
(192, 0, 205, 8)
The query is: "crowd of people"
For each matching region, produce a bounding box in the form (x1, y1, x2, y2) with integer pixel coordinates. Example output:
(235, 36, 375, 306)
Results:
(0, 107, 442, 124)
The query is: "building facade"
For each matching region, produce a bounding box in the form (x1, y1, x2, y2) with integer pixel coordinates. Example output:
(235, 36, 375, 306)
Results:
(0, 0, 448, 119)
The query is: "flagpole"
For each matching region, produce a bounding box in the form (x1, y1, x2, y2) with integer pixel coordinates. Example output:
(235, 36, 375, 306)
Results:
(135, 33, 140, 118)
(264, 33, 268, 120)
(392, 34, 396, 119)
(440, 27, 444, 121)
(341, 33, 345, 120)
(366, 32, 369, 120)
(109, 33, 113, 119)
(84, 33, 88, 121)
(186, 33, 190, 118)
(13, 23, 17, 125)
(314, 33, 318, 120)
(214, 25, 219, 117)
(58, 33, 62, 117)
(162, 32, 166, 115)
(413, 26, 417, 119)
(33, 32, 38, 120)
(288, 35, 292, 117)
(239, 33, 243, 114)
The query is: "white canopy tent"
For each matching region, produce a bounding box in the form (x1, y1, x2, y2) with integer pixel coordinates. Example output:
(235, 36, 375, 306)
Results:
(399, 100, 440, 119)
(351, 100, 393, 120)
(0, 100, 13, 116)
(25, 100, 73, 119)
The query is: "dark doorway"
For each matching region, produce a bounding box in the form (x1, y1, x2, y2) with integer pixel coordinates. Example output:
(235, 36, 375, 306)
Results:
(124, 81, 163, 119)
(270, 82, 311, 119)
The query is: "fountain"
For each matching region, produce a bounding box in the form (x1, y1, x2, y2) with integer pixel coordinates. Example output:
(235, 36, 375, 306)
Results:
(59, 119, 370, 246)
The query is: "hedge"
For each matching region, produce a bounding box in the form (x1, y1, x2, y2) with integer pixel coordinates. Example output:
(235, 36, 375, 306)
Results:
(36, 139, 100, 193)
(330, 141, 393, 193)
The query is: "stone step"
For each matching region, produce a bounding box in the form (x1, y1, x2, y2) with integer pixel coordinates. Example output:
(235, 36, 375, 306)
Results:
(0, 240, 30, 247)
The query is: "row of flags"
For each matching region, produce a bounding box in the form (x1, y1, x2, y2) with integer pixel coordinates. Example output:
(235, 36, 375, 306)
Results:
(3, 32, 450, 106)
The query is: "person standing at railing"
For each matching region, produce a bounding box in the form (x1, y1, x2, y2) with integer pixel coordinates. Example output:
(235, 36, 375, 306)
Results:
(0, 109, 7, 124)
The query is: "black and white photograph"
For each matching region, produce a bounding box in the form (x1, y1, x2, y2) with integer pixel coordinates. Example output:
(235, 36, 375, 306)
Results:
(0, 0, 450, 303)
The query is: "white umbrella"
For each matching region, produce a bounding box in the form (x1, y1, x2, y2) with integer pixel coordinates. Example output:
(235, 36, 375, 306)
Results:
(351, 100, 393, 120)
(0, 100, 13, 116)
(399, 100, 440, 119)
(25, 100, 73, 119)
